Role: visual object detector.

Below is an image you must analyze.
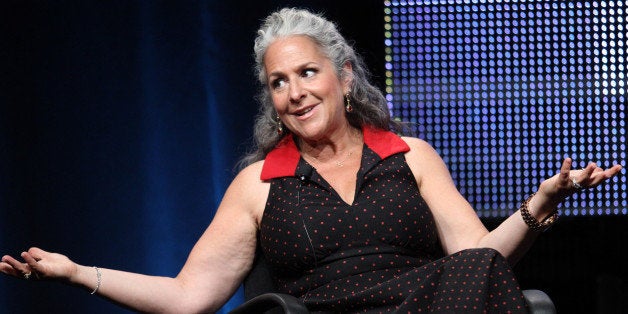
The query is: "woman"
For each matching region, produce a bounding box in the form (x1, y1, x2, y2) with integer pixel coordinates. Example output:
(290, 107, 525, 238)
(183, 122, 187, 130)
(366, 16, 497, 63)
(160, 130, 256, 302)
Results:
(1, 8, 622, 313)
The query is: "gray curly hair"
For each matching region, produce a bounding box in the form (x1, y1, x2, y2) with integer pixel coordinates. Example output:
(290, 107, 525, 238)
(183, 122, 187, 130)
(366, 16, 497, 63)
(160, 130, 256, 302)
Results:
(238, 8, 401, 169)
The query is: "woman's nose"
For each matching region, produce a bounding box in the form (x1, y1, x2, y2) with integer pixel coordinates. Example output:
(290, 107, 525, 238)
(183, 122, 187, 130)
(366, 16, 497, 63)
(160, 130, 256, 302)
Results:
(288, 80, 306, 103)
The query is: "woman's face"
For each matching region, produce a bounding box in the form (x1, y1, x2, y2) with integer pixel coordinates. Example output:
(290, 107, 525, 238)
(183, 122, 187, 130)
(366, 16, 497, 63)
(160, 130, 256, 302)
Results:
(264, 35, 351, 142)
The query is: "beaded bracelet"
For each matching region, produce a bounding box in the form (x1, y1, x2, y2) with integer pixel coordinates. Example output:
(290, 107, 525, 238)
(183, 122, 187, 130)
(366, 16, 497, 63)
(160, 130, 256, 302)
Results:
(519, 193, 558, 232)
(90, 266, 102, 295)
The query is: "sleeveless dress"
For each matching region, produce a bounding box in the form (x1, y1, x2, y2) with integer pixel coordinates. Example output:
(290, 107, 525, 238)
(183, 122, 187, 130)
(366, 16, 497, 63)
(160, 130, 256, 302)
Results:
(258, 126, 527, 313)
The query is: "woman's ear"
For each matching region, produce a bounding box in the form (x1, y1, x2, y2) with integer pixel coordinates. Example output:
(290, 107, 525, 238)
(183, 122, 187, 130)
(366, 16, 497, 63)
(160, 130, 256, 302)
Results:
(341, 61, 354, 93)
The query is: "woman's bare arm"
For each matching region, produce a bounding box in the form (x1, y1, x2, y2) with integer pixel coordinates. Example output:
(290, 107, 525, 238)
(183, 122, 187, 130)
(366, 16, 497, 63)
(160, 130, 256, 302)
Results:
(403, 137, 622, 264)
(1, 161, 269, 313)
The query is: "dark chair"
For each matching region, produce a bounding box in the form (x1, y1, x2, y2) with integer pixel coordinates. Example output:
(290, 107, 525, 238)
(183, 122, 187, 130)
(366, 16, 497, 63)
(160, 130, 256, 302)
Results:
(230, 252, 556, 314)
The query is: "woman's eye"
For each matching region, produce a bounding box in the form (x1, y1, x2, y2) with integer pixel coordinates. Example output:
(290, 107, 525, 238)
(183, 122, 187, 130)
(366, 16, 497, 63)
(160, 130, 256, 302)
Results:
(271, 78, 286, 89)
(303, 69, 317, 78)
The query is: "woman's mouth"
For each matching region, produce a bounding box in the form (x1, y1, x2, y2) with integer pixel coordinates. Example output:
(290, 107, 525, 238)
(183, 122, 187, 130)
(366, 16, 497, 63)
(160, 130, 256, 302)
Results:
(294, 105, 317, 119)
(295, 107, 314, 116)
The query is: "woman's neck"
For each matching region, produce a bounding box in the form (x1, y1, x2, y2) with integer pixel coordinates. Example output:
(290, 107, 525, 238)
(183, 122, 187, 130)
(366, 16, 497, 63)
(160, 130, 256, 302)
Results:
(297, 125, 363, 163)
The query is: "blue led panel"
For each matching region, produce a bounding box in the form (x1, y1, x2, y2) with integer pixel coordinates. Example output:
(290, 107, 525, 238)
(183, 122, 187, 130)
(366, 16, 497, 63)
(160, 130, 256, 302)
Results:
(384, 1, 627, 217)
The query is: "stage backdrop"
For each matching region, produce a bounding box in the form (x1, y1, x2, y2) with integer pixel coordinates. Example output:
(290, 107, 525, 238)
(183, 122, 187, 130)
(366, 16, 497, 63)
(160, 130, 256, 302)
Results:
(4, 1, 624, 314)
(0, 1, 384, 313)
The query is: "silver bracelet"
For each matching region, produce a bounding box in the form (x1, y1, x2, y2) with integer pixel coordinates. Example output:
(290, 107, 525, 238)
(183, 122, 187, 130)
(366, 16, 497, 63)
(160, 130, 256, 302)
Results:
(90, 266, 102, 295)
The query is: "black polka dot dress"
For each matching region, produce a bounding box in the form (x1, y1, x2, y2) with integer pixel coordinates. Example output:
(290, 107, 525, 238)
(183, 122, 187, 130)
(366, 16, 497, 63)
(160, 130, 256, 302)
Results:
(259, 127, 527, 313)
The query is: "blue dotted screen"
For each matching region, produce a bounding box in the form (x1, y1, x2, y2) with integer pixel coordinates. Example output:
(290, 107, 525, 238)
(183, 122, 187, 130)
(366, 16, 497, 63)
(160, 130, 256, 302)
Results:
(384, 1, 626, 217)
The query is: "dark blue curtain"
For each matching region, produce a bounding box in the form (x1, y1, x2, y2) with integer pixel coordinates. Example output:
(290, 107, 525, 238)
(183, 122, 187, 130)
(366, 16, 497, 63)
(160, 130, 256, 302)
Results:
(0, 1, 382, 313)
(0, 1, 264, 313)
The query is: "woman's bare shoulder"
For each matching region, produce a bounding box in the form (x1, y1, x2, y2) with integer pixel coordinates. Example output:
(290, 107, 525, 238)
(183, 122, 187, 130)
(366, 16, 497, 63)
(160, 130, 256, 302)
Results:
(400, 136, 440, 157)
(226, 160, 269, 224)
(228, 160, 268, 200)
(399, 136, 451, 187)
(235, 160, 265, 181)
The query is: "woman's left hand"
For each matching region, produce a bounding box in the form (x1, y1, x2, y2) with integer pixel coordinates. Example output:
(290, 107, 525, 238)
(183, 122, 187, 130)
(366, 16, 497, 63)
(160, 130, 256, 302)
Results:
(538, 157, 623, 203)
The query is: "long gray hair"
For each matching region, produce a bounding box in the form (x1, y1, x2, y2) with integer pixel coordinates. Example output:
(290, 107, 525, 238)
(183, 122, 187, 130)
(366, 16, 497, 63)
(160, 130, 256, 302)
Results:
(238, 8, 401, 169)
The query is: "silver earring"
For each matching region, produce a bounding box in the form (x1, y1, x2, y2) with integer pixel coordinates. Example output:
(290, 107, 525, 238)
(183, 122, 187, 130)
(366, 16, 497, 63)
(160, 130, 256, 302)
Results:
(344, 93, 353, 113)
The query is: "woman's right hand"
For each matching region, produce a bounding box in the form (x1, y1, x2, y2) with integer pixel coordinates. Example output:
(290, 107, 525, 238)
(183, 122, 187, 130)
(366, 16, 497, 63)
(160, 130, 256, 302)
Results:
(1, 247, 77, 282)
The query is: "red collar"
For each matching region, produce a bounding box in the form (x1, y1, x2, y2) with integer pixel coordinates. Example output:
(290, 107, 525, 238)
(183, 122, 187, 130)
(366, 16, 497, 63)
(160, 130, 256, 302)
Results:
(260, 126, 410, 180)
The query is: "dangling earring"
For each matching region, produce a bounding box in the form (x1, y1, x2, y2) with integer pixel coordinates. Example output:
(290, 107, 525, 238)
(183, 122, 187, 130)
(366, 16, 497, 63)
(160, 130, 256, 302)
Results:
(276, 115, 283, 134)
(344, 92, 353, 113)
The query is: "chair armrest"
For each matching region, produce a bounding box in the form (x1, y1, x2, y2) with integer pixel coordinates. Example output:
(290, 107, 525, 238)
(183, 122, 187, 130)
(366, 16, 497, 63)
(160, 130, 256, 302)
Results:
(229, 293, 309, 314)
(523, 289, 556, 314)
(230, 289, 553, 313)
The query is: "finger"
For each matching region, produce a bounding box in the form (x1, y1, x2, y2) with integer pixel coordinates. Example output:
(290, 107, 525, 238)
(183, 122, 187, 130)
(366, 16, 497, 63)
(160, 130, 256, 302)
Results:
(0, 256, 19, 275)
(576, 163, 595, 183)
(0, 262, 22, 277)
(592, 165, 623, 183)
(560, 158, 573, 180)
(27, 247, 45, 262)
(21, 254, 46, 280)
(581, 162, 592, 174)
(609, 164, 623, 174)
(21, 251, 40, 269)
(2, 255, 24, 269)
(590, 167, 604, 176)
(1, 255, 14, 264)
(2, 254, 30, 277)
(582, 164, 622, 188)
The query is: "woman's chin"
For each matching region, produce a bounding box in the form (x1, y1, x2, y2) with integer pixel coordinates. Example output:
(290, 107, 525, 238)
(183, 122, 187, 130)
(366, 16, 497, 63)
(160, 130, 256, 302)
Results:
(293, 128, 327, 142)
